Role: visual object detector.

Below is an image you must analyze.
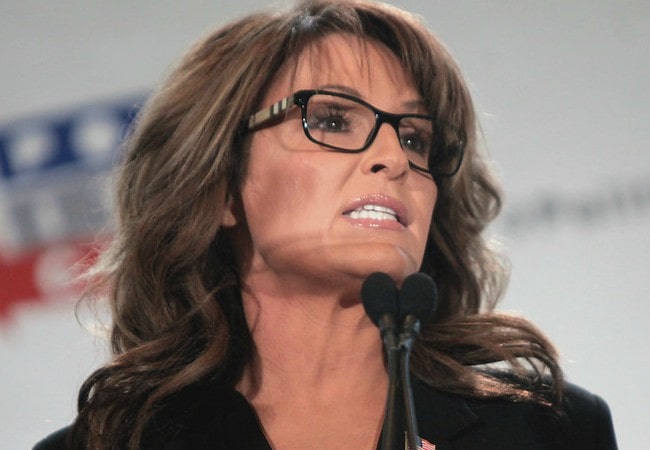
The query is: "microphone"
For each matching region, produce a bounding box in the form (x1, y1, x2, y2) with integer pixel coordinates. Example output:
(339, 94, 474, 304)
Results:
(398, 273, 438, 450)
(361, 272, 399, 346)
(361, 272, 400, 450)
(398, 272, 437, 349)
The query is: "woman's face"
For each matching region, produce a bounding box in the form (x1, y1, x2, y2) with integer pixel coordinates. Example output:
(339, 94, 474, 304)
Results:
(231, 34, 437, 294)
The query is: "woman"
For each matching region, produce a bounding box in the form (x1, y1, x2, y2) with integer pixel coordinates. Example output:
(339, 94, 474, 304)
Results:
(34, 0, 617, 449)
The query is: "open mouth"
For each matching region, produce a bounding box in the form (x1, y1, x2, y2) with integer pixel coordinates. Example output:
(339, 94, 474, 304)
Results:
(343, 204, 404, 226)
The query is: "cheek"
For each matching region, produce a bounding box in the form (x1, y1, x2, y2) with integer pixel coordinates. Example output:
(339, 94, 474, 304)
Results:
(241, 139, 333, 231)
(415, 184, 438, 243)
(427, 188, 438, 222)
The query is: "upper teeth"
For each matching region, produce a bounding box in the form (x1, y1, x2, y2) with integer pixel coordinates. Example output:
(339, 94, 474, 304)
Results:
(347, 204, 398, 221)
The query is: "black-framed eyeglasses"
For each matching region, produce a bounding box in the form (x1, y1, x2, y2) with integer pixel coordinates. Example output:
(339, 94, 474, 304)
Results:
(247, 89, 464, 177)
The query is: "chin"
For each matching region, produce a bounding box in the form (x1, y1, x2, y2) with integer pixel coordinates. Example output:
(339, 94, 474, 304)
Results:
(332, 244, 421, 286)
(262, 241, 424, 294)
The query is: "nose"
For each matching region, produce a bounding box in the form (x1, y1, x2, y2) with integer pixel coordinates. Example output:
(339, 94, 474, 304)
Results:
(360, 122, 410, 180)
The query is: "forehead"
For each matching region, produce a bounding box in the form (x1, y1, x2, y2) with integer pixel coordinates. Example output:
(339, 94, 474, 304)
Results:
(264, 33, 420, 106)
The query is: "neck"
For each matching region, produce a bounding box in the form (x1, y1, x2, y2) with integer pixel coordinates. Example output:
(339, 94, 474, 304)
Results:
(234, 273, 389, 450)
(236, 277, 388, 406)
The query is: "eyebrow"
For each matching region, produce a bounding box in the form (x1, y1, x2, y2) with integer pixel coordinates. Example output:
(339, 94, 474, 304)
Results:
(316, 84, 362, 97)
(316, 84, 426, 111)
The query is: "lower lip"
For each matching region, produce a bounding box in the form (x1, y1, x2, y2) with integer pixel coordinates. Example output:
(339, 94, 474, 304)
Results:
(342, 215, 406, 231)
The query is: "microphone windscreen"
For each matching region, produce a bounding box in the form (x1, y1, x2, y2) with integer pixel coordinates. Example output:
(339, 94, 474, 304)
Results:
(399, 272, 438, 323)
(361, 272, 399, 326)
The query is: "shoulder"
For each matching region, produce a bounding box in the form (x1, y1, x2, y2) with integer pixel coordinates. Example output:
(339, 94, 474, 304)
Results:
(465, 382, 617, 450)
(30, 383, 268, 450)
(559, 382, 617, 449)
(140, 381, 270, 450)
(32, 426, 70, 450)
(413, 378, 617, 450)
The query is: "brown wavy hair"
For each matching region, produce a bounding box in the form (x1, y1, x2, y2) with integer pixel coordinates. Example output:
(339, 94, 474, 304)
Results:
(70, 0, 563, 448)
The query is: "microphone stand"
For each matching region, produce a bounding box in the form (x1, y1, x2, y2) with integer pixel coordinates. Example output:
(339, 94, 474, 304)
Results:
(381, 325, 401, 450)
(399, 316, 421, 450)
(380, 318, 420, 450)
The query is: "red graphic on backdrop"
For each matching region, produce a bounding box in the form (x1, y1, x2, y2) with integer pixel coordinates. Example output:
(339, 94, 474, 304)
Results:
(0, 241, 101, 321)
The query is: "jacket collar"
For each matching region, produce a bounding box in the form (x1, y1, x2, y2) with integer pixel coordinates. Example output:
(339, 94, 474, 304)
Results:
(412, 377, 481, 448)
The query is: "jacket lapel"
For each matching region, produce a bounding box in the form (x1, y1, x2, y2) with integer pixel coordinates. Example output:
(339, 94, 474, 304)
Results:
(412, 378, 481, 450)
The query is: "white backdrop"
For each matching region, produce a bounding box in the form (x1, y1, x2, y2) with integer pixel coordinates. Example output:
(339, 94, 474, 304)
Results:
(2, 1, 648, 449)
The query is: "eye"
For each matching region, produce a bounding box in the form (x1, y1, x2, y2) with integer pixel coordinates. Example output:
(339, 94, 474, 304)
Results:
(399, 127, 432, 156)
(308, 108, 351, 133)
(400, 133, 425, 153)
(314, 112, 348, 132)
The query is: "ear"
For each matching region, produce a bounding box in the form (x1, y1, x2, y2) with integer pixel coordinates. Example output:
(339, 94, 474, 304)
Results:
(222, 192, 241, 228)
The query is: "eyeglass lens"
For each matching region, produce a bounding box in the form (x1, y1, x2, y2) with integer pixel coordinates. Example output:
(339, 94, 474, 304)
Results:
(303, 94, 433, 171)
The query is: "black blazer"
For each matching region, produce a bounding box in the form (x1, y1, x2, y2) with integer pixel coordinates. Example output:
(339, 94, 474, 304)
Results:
(34, 377, 617, 450)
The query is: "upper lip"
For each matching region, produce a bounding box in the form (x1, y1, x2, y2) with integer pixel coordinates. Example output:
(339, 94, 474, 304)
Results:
(342, 193, 409, 226)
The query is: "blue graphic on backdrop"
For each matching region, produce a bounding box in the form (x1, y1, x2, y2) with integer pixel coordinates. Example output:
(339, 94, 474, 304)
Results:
(0, 96, 145, 253)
